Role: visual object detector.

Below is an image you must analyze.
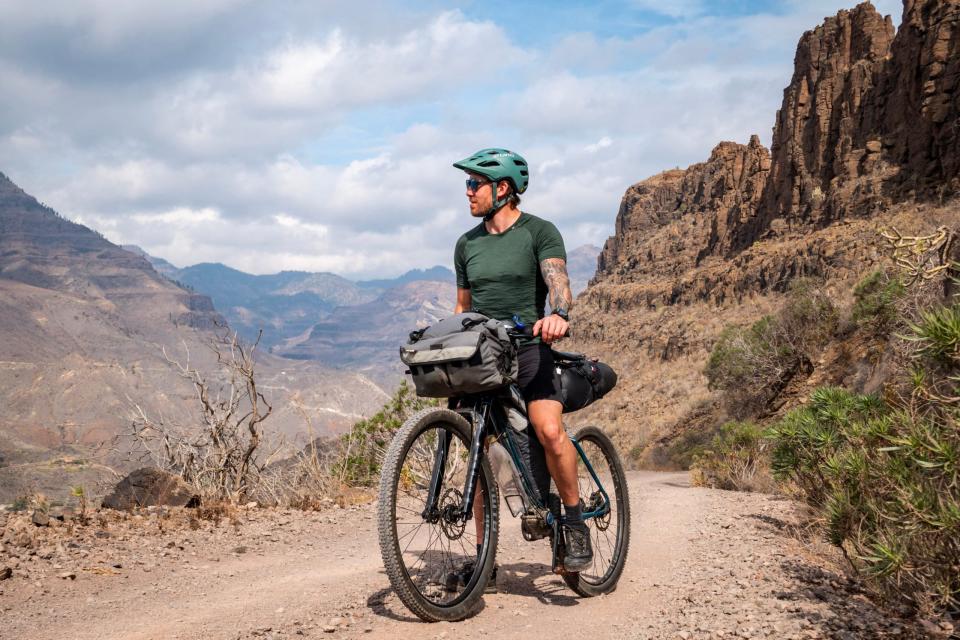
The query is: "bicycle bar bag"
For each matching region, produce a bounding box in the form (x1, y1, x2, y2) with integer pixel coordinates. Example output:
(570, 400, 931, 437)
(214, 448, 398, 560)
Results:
(553, 351, 618, 413)
(400, 312, 519, 398)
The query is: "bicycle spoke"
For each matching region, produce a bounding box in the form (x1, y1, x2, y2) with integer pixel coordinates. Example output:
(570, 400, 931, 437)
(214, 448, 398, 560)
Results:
(385, 419, 495, 609)
(569, 434, 628, 586)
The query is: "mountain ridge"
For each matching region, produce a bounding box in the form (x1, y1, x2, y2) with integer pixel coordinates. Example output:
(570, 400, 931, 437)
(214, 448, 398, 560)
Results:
(571, 0, 960, 464)
(0, 175, 388, 501)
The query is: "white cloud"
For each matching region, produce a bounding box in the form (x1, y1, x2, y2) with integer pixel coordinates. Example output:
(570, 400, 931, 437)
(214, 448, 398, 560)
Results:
(585, 137, 613, 153)
(0, 0, 910, 279)
(629, 0, 705, 19)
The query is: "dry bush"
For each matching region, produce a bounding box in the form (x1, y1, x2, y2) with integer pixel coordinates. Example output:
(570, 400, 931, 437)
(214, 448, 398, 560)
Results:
(258, 436, 343, 510)
(125, 329, 280, 504)
(690, 421, 775, 493)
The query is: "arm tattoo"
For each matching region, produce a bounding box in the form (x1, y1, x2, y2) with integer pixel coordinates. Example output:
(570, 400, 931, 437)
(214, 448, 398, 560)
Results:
(540, 257, 573, 311)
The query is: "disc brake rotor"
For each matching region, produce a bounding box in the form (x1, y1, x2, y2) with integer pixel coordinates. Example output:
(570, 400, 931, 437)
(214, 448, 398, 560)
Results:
(588, 490, 611, 531)
(438, 488, 466, 539)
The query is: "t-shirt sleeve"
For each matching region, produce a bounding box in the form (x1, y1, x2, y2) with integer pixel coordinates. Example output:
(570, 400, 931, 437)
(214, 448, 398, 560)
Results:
(534, 219, 566, 263)
(454, 235, 470, 289)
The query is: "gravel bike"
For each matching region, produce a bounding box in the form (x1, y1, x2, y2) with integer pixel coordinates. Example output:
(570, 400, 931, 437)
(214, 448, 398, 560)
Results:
(377, 323, 630, 622)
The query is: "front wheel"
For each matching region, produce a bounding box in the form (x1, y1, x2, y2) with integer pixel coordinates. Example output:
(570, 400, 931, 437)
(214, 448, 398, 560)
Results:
(563, 425, 631, 596)
(377, 408, 499, 622)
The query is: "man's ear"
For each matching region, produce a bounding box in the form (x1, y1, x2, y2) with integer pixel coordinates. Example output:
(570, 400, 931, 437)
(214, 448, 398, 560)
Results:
(497, 181, 511, 198)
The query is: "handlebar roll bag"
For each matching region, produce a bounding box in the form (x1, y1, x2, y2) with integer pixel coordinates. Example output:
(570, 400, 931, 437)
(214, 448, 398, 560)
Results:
(400, 312, 518, 398)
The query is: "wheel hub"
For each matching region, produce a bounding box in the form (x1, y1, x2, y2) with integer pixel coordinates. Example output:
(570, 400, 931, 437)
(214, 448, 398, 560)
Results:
(588, 490, 611, 531)
(438, 488, 466, 539)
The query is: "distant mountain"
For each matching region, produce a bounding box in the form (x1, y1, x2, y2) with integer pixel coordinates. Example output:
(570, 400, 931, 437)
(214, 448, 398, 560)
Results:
(0, 173, 387, 502)
(131, 247, 456, 349)
(357, 265, 455, 290)
(122, 244, 180, 280)
(275, 280, 456, 386)
(129, 243, 590, 387)
(567, 244, 601, 296)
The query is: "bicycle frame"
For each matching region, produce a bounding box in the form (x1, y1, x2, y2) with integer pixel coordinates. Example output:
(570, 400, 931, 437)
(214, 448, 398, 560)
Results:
(420, 388, 612, 525)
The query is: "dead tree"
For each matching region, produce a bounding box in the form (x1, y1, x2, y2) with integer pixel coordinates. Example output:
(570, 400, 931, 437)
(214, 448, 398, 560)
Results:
(128, 329, 278, 503)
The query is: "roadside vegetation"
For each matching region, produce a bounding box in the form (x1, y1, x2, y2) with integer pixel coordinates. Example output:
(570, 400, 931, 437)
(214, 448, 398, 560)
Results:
(120, 323, 437, 510)
(704, 278, 838, 417)
(263, 381, 437, 508)
(692, 229, 959, 617)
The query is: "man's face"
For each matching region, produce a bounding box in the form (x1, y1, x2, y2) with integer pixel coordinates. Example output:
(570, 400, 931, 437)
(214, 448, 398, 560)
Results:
(465, 172, 493, 217)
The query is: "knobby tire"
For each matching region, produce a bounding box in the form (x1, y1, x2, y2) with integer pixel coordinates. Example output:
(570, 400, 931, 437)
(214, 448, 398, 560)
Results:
(377, 408, 500, 622)
(562, 424, 631, 597)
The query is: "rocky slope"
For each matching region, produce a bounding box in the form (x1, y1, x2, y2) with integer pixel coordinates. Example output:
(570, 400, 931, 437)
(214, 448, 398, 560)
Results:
(571, 0, 960, 463)
(0, 173, 387, 502)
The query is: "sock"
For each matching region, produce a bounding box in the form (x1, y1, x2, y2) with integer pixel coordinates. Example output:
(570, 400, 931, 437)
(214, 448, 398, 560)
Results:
(476, 543, 482, 557)
(563, 502, 583, 523)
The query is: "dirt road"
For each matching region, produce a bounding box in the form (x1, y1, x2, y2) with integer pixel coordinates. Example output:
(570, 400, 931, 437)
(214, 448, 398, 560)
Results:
(1, 472, 930, 639)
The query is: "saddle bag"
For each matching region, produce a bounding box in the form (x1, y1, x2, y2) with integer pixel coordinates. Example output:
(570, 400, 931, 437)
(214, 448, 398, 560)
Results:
(554, 351, 618, 413)
(400, 312, 518, 398)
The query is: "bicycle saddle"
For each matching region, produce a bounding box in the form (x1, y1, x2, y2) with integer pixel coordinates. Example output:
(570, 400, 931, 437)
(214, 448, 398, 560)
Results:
(551, 349, 586, 362)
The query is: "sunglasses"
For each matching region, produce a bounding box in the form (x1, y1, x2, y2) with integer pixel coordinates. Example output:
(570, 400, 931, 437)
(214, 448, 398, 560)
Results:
(465, 177, 491, 193)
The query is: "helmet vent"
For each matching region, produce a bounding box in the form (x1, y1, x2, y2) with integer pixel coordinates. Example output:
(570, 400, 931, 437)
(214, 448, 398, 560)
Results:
(520, 170, 528, 176)
(478, 160, 500, 168)
(513, 159, 527, 166)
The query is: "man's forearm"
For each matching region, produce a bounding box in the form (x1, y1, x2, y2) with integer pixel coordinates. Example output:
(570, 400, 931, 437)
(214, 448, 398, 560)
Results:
(540, 258, 573, 311)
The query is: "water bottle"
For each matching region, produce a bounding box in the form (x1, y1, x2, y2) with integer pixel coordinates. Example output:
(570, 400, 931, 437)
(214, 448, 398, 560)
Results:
(486, 437, 525, 517)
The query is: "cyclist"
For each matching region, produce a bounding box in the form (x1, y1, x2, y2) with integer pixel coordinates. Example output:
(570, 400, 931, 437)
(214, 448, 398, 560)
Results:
(450, 148, 593, 589)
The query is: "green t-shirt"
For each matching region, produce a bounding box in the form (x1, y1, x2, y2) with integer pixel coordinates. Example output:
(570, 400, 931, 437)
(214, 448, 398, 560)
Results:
(454, 212, 566, 331)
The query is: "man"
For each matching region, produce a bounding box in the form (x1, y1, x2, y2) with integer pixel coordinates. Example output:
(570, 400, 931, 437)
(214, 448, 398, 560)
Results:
(451, 148, 593, 581)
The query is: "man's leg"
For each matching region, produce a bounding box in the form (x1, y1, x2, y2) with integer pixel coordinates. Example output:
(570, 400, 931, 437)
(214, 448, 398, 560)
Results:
(526, 399, 579, 505)
(527, 398, 593, 571)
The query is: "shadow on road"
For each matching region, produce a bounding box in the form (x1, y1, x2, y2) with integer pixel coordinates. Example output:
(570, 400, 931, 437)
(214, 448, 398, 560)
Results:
(495, 561, 580, 606)
(772, 559, 923, 637)
(747, 511, 925, 638)
(366, 585, 428, 623)
(365, 561, 579, 623)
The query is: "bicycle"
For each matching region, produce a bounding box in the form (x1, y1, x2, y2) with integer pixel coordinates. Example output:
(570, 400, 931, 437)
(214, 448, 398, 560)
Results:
(377, 322, 630, 622)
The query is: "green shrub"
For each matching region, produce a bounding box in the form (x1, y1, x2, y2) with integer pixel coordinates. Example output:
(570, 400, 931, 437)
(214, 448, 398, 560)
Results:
(778, 278, 840, 354)
(691, 421, 773, 492)
(332, 380, 439, 486)
(705, 280, 837, 413)
(852, 270, 905, 335)
(705, 316, 784, 391)
(767, 386, 960, 614)
(908, 302, 960, 365)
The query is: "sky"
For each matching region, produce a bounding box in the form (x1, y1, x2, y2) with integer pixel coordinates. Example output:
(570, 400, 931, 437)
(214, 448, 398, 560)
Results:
(0, 0, 903, 279)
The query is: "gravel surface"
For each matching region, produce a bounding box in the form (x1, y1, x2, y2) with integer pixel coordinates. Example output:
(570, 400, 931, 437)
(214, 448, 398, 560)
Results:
(0, 472, 941, 639)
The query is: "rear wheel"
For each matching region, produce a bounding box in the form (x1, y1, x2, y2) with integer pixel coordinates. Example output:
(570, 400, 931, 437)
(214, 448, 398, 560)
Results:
(377, 408, 499, 622)
(563, 425, 630, 596)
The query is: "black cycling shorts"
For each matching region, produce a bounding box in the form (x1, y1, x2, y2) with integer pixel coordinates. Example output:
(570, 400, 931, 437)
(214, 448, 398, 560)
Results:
(517, 342, 563, 404)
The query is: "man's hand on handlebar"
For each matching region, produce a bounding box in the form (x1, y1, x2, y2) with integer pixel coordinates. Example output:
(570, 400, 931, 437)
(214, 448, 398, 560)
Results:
(533, 314, 569, 344)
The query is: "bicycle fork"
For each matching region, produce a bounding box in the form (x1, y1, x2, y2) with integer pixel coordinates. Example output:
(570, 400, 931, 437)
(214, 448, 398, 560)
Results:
(421, 402, 490, 523)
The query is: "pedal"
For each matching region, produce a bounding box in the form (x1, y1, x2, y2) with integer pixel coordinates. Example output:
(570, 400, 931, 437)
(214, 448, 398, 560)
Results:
(520, 510, 551, 541)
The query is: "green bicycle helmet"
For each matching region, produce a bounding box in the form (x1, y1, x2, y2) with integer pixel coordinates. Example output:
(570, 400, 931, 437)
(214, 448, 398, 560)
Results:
(453, 148, 529, 216)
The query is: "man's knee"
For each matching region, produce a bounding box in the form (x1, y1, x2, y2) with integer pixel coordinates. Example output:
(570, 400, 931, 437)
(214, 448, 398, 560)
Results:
(532, 417, 565, 451)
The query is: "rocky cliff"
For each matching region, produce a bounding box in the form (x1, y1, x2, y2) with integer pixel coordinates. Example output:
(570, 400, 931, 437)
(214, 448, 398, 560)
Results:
(572, 0, 960, 463)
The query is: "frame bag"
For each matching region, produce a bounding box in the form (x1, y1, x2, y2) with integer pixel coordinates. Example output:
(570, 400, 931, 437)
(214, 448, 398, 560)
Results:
(400, 312, 519, 398)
